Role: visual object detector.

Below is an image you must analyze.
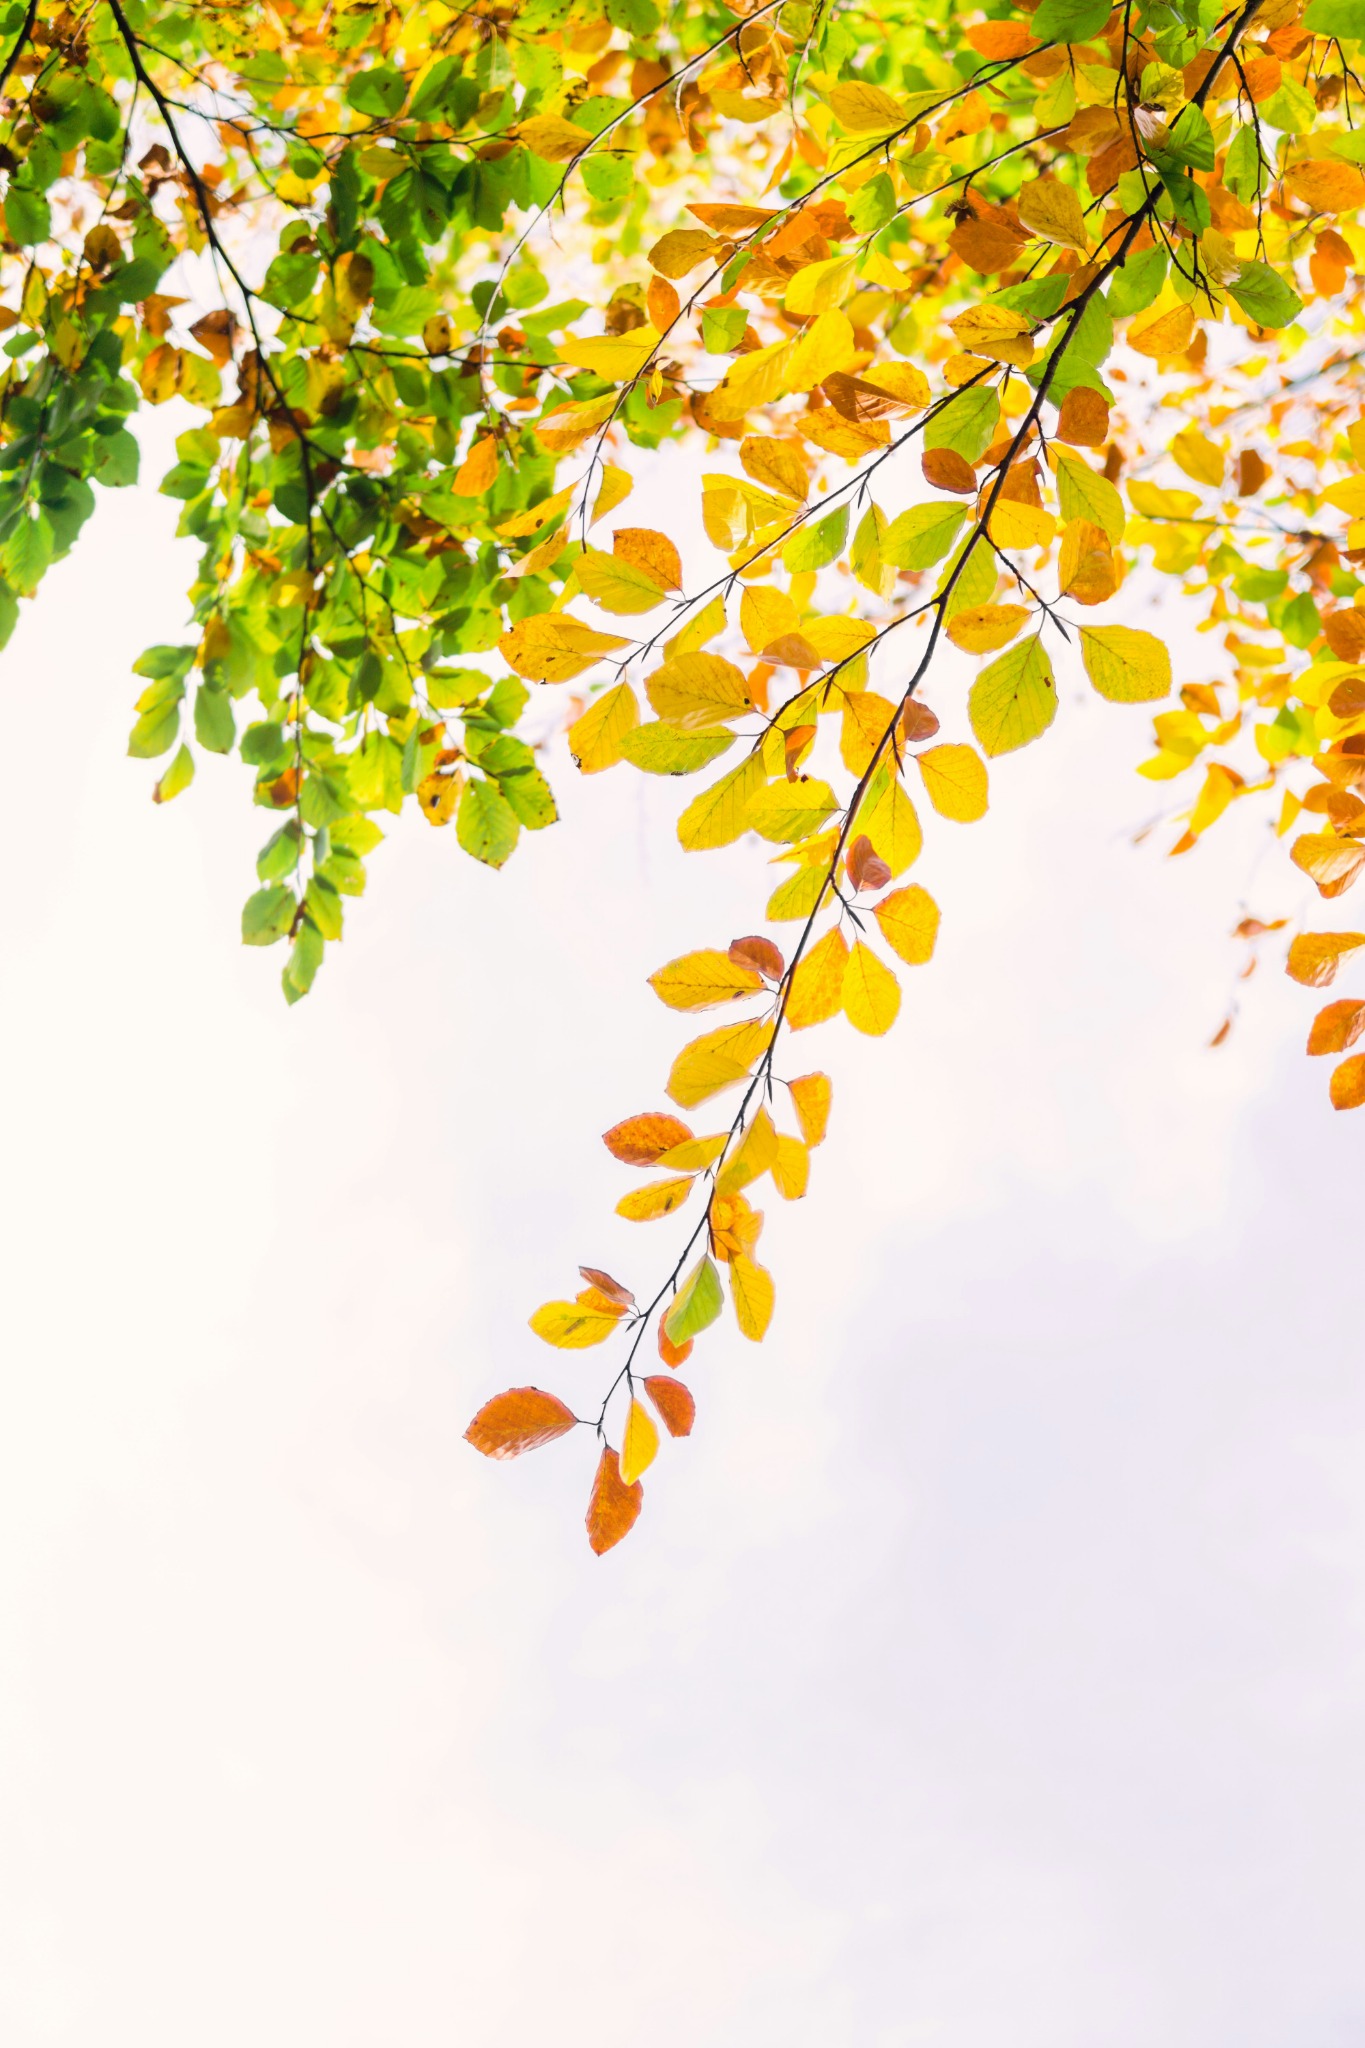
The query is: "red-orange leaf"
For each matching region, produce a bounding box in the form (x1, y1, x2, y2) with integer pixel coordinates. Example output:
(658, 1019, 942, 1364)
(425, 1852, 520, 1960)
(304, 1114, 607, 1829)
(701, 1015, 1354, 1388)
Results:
(658, 1324, 693, 1369)
(586, 1445, 643, 1554)
(466, 1387, 578, 1459)
(603, 1111, 694, 1164)
(645, 1374, 696, 1437)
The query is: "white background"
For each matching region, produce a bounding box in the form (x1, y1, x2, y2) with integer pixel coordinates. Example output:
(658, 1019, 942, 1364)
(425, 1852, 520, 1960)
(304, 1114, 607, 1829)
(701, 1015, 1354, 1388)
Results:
(0, 429, 1362, 2046)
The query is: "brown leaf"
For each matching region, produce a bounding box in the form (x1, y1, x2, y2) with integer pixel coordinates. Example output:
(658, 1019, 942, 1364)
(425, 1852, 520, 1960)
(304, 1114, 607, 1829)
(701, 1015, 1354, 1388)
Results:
(950, 216, 1028, 275)
(644, 1375, 696, 1437)
(603, 1112, 694, 1164)
(189, 308, 236, 366)
(847, 834, 892, 893)
(899, 699, 941, 744)
(466, 1387, 578, 1459)
(579, 1266, 636, 1307)
(586, 1445, 643, 1555)
(1235, 448, 1269, 498)
(1209, 1016, 1232, 1048)
(922, 447, 977, 494)
(1323, 622, 1365, 673)
(729, 935, 785, 980)
(1056, 385, 1110, 447)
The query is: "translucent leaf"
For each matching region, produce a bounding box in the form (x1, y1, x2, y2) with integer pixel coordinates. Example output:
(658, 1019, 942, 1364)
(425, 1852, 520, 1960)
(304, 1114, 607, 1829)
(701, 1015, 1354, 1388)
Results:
(729, 1253, 775, 1341)
(644, 1375, 695, 1437)
(616, 1177, 696, 1221)
(1079, 625, 1172, 704)
(569, 683, 639, 773)
(917, 744, 989, 822)
(843, 941, 901, 1036)
(586, 1446, 642, 1555)
(466, 1388, 577, 1459)
(648, 949, 765, 1010)
(969, 637, 1057, 755)
(529, 1300, 624, 1349)
(873, 885, 941, 966)
(667, 1020, 773, 1107)
(786, 928, 849, 1029)
(620, 1398, 660, 1485)
(788, 1073, 832, 1146)
(603, 1112, 694, 1164)
(663, 1255, 724, 1344)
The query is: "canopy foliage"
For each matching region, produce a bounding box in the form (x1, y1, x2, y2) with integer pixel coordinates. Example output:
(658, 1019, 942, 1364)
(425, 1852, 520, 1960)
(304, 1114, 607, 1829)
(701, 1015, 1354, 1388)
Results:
(5, 0, 1364, 1548)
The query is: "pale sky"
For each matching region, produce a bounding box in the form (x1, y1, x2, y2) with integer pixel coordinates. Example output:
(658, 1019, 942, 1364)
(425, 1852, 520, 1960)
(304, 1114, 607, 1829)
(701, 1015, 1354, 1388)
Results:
(0, 420, 1362, 2047)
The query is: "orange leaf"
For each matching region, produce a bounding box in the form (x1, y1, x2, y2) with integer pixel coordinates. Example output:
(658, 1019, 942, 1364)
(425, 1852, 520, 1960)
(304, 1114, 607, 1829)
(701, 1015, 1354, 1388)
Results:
(454, 433, 499, 495)
(1129, 304, 1196, 360)
(966, 20, 1036, 57)
(657, 1324, 693, 1369)
(1286, 931, 1365, 986)
(1307, 998, 1365, 1054)
(613, 526, 683, 591)
(579, 1266, 635, 1306)
(1329, 1052, 1365, 1109)
(586, 1446, 643, 1555)
(1056, 385, 1110, 447)
(604, 1111, 694, 1164)
(644, 1375, 696, 1437)
(1290, 833, 1365, 899)
(466, 1387, 577, 1459)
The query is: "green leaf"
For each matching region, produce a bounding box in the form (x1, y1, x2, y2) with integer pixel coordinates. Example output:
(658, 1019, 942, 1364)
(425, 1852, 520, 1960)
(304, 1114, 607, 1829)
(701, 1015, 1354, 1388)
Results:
(1228, 262, 1303, 331)
(128, 702, 181, 759)
(883, 500, 968, 571)
(457, 778, 520, 867)
(257, 822, 303, 882)
(1107, 245, 1167, 318)
(782, 506, 849, 572)
(969, 638, 1057, 755)
(153, 744, 195, 804)
(1029, 0, 1111, 39)
(1304, 0, 1365, 36)
(1055, 453, 1125, 542)
(618, 723, 735, 774)
(925, 386, 999, 464)
(242, 884, 296, 946)
(702, 304, 748, 353)
(1079, 624, 1172, 703)
(663, 1255, 724, 1344)
(498, 766, 558, 828)
(194, 683, 235, 754)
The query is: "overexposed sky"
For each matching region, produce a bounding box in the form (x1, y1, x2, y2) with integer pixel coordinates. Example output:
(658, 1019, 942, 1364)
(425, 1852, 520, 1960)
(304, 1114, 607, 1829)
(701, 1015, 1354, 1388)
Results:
(0, 420, 1362, 2047)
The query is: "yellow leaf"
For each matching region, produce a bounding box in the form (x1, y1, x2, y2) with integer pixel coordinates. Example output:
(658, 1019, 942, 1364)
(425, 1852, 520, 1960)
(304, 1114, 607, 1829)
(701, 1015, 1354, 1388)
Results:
(785, 254, 859, 317)
(1129, 303, 1196, 359)
(747, 777, 841, 843)
(678, 753, 767, 850)
(843, 941, 901, 1036)
(805, 616, 876, 662)
(771, 1133, 810, 1199)
(786, 927, 849, 1029)
(1170, 427, 1224, 488)
(453, 433, 498, 495)
(714, 1106, 780, 1195)
(740, 435, 809, 502)
(1127, 480, 1201, 519)
(1285, 160, 1365, 213)
(950, 305, 1034, 368)
(860, 775, 922, 876)
(498, 613, 630, 683)
(648, 228, 719, 278)
(873, 884, 941, 965)
(1323, 477, 1365, 516)
(947, 603, 1031, 654)
(647, 651, 752, 729)
(741, 584, 801, 652)
(518, 113, 593, 161)
(667, 1019, 774, 1108)
(709, 339, 795, 421)
(656, 1132, 729, 1170)
(616, 1177, 696, 1221)
(592, 465, 633, 522)
(568, 682, 639, 773)
(788, 1072, 832, 1146)
(620, 1398, 659, 1485)
(536, 393, 618, 455)
(613, 527, 681, 590)
(786, 310, 857, 391)
(826, 78, 906, 130)
(729, 1253, 775, 1341)
(559, 326, 661, 383)
(576, 548, 670, 614)
(839, 690, 897, 775)
(1016, 176, 1089, 253)
(530, 1300, 624, 1349)
(1080, 625, 1172, 703)
(987, 500, 1055, 550)
(917, 744, 988, 822)
(648, 948, 765, 1010)
(497, 484, 576, 540)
